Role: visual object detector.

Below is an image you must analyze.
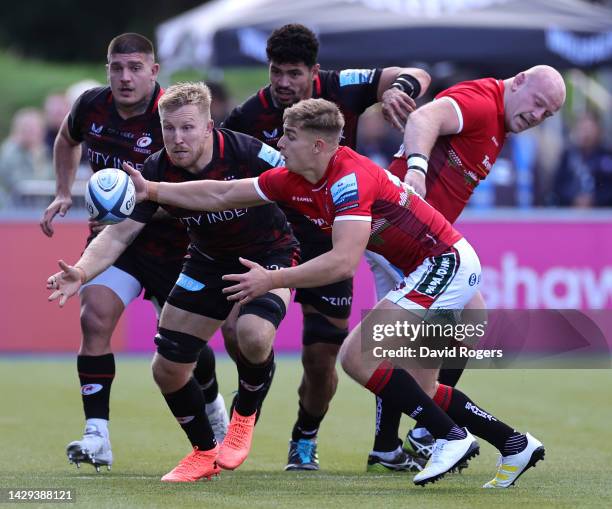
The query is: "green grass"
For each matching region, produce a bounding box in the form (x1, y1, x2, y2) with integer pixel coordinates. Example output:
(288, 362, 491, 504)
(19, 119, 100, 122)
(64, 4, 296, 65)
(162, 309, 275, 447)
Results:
(1, 358, 611, 508)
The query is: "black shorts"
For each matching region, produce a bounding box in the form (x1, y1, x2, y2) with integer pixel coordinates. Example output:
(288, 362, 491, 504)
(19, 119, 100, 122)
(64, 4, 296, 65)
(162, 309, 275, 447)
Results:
(167, 245, 300, 321)
(113, 245, 184, 307)
(294, 241, 353, 319)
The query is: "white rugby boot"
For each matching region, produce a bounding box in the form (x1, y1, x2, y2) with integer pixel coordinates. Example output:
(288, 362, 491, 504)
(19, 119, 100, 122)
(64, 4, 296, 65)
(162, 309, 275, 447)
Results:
(66, 423, 113, 472)
(413, 429, 479, 486)
(483, 433, 545, 488)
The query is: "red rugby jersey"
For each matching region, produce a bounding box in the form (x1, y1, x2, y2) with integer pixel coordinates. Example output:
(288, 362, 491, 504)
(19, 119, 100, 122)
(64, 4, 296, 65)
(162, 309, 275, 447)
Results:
(256, 146, 462, 275)
(390, 78, 507, 223)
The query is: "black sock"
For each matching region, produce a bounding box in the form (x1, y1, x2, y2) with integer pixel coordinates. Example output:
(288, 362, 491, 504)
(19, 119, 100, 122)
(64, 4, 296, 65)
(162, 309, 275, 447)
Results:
(366, 361, 456, 439)
(77, 354, 115, 420)
(235, 349, 275, 417)
(373, 396, 402, 452)
(435, 384, 516, 452)
(162, 378, 216, 451)
(192, 343, 218, 404)
(291, 402, 325, 441)
(437, 368, 465, 387)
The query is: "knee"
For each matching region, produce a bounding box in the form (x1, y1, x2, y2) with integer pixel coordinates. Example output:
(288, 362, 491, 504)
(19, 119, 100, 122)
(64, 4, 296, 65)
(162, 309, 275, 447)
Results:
(80, 304, 115, 339)
(236, 321, 272, 361)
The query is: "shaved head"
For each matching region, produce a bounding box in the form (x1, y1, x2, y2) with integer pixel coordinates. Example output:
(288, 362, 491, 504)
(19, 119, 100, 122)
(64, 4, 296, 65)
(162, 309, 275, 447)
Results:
(524, 65, 566, 110)
(503, 65, 566, 133)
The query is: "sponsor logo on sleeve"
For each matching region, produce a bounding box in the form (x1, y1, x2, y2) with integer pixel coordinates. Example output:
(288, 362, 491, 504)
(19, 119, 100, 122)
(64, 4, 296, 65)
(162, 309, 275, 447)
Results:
(331, 172, 359, 206)
(258, 143, 284, 167)
(339, 69, 375, 87)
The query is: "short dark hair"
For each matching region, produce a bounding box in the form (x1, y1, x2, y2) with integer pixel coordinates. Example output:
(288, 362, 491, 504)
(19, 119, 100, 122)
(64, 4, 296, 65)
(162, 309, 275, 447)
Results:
(107, 33, 155, 59)
(266, 24, 319, 67)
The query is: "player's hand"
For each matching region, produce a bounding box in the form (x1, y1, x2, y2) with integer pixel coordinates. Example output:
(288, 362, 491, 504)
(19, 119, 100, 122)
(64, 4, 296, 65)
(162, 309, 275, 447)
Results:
(40, 194, 72, 237)
(122, 162, 148, 203)
(404, 170, 426, 198)
(47, 260, 83, 307)
(88, 219, 107, 235)
(222, 257, 272, 305)
(381, 88, 416, 132)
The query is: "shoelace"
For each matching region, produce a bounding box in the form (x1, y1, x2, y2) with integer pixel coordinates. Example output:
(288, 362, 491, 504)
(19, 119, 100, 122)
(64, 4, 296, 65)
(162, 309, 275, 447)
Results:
(427, 440, 446, 467)
(173, 450, 207, 473)
(224, 418, 251, 449)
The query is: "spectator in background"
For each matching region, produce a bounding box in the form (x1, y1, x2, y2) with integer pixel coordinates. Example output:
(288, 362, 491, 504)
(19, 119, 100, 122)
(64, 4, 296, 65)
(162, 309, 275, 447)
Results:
(207, 81, 233, 125)
(553, 110, 612, 207)
(356, 109, 402, 168)
(43, 93, 70, 153)
(0, 108, 52, 208)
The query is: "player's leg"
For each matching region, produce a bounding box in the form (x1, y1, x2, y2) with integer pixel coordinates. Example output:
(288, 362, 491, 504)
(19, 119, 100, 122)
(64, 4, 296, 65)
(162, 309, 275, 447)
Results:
(141, 255, 226, 444)
(217, 287, 290, 470)
(284, 273, 351, 471)
(392, 238, 543, 487)
(222, 303, 277, 424)
(66, 264, 142, 471)
(153, 302, 222, 482)
(338, 298, 479, 486)
(364, 251, 425, 472)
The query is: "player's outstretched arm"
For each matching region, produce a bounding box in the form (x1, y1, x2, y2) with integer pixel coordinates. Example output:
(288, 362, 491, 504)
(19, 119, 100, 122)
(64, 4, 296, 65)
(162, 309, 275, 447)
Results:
(46, 218, 144, 307)
(40, 116, 82, 237)
(123, 162, 267, 211)
(222, 220, 371, 304)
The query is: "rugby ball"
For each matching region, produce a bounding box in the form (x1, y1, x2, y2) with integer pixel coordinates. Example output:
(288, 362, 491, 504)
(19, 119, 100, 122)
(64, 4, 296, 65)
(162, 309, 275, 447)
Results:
(85, 168, 136, 224)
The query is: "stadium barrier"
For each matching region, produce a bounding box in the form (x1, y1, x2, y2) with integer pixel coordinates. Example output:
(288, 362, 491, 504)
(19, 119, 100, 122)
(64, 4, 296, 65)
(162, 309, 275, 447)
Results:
(2, 210, 611, 353)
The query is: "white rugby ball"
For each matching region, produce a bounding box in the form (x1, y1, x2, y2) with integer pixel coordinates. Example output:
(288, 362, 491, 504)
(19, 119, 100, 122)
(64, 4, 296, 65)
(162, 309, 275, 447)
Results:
(85, 168, 136, 224)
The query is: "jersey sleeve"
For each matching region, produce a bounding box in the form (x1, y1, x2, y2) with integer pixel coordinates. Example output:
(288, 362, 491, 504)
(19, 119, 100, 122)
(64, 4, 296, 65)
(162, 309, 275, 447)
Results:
(436, 83, 496, 136)
(129, 155, 160, 223)
(331, 68, 382, 114)
(331, 168, 376, 223)
(249, 137, 284, 176)
(255, 167, 290, 203)
(66, 92, 87, 142)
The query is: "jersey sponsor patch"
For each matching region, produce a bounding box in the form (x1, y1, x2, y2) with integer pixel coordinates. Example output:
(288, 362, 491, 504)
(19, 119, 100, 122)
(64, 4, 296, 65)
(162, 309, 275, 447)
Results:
(414, 252, 458, 298)
(331, 172, 359, 206)
(176, 273, 205, 292)
(339, 69, 375, 87)
(258, 143, 283, 167)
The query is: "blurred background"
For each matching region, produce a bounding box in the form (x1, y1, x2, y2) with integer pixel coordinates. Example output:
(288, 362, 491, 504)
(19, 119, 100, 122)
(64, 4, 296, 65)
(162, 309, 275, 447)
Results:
(1, 0, 611, 353)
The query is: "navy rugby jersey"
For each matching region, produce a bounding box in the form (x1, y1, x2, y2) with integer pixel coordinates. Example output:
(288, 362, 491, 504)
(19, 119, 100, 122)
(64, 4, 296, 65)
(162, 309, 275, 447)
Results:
(68, 84, 189, 261)
(130, 128, 298, 263)
(223, 69, 382, 245)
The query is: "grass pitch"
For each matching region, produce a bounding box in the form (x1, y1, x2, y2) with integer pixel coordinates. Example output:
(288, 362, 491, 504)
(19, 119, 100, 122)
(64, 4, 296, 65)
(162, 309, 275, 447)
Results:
(1, 357, 611, 508)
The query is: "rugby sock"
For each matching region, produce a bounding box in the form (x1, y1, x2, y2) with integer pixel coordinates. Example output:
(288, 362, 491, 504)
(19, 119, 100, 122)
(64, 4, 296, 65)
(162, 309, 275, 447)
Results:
(434, 384, 516, 452)
(291, 402, 326, 442)
(193, 343, 219, 404)
(372, 396, 403, 452)
(438, 368, 465, 387)
(235, 349, 275, 417)
(162, 378, 216, 451)
(77, 354, 115, 420)
(365, 361, 457, 439)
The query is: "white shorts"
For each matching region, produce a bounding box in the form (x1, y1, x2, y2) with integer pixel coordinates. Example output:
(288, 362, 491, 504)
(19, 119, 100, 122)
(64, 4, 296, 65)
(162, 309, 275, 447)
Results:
(384, 238, 481, 311)
(365, 250, 404, 301)
(79, 265, 143, 308)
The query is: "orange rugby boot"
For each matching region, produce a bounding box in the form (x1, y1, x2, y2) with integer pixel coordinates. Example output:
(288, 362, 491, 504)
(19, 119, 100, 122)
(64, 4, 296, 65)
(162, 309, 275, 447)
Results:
(216, 409, 257, 470)
(161, 445, 221, 482)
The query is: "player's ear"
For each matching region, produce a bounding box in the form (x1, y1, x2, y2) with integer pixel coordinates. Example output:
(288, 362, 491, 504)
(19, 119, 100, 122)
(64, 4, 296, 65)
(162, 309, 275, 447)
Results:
(512, 72, 526, 91)
(151, 63, 160, 80)
(313, 138, 325, 154)
(311, 63, 320, 79)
